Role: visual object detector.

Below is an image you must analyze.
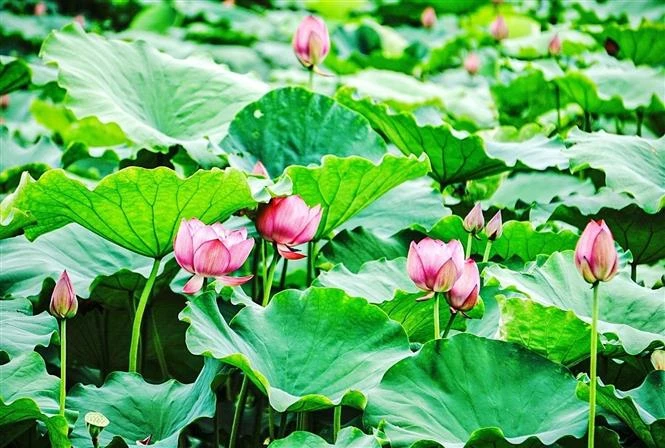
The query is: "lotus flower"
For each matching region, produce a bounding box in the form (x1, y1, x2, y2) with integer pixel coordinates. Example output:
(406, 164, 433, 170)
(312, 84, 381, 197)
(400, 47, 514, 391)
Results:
(174, 219, 254, 294)
(407, 238, 464, 294)
(652, 350, 665, 370)
(464, 53, 480, 76)
(255, 195, 322, 260)
(446, 259, 480, 312)
(34, 2, 46, 16)
(485, 211, 503, 241)
(421, 6, 437, 29)
(252, 161, 270, 178)
(292, 15, 330, 69)
(463, 203, 484, 234)
(0, 94, 9, 109)
(50, 271, 78, 319)
(490, 15, 508, 41)
(548, 34, 561, 55)
(574, 220, 618, 284)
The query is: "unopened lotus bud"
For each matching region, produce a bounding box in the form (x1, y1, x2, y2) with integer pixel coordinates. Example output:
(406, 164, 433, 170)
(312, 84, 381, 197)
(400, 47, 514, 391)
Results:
(34, 2, 46, 16)
(574, 220, 619, 284)
(252, 161, 270, 178)
(490, 15, 508, 41)
(49, 271, 78, 319)
(548, 34, 561, 55)
(292, 16, 330, 68)
(464, 53, 480, 76)
(463, 203, 484, 234)
(85, 412, 110, 442)
(421, 7, 437, 29)
(652, 350, 665, 370)
(74, 14, 85, 27)
(604, 38, 619, 57)
(484, 211, 503, 241)
(446, 259, 480, 312)
(0, 94, 9, 109)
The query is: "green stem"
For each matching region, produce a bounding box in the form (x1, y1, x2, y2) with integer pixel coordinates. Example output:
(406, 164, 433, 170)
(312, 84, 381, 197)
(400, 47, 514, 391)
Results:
(268, 405, 275, 441)
(333, 405, 341, 443)
(584, 110, 591, 132)
(262, 243, 280, 307)
(128, 258, 161, 373)
(296, 412, 304, 431)
(229, 375, 249, 448)
(482, 241, 493, 263)
(433, 293, 441, 340)
(149, 310, 169, 380)
(214, 390, 221, 447)
(441, 311, 457, 339)
(59, 319, 67, 416)
(307, 241, 317, 285)
(588, 283, 600, 448)
(636, 109, 643, 137)
(555, 84, 561, 131)
(251, 247, 260, 301)
(279, 258, 289, 290)
(279, 412, 287, 438)
(630, 263, 637, 282)
(465, 233, 473, 259)
(308, 67, 314, 90)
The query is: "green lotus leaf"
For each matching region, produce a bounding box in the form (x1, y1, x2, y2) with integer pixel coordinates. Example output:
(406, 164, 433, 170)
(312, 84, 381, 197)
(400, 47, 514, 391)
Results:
(590, 21, 665, 66)
(221, 87, 386, 177)
(0, 11, 72, 43)
(269, 427, 381, 448)
(287, 154, 429, 238)
(502, 29, 597, 59)
(364, 334, 588, 447)
(66, 359, 222, 448)
(179, 288, 411, 412)
(1, 176, 36, 240)
(0, 352, 71, 448)
(40, 24, 268, 152)
(337, 89, 568, 187)
(485, 251, 665, 356)
(570, 1, 665, 27)
(13, 166, 255, 257)
(566, 129, 665, 214)
(0, 58, 30, 95)
(0, 298, 58, 360)
(577, 371, 664, 448)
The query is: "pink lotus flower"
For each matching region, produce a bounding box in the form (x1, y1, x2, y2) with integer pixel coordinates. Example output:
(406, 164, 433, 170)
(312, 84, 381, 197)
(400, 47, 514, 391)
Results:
(485, 211, 503, 241)
(50, 271, 78, 319)
(407, 238, 464, 293)
(548, 34, 561, 55)
(34, 2, 46, 16)
(446, 259, 480, 312)
(174, 219, 254, 294)
(574, 220, 618, 284)
(292, 15, 330, 69)
(464, 53, 480, 76)
(0, 94, 9, 109)
(421, 7, 437, 29)
(255, 196, 322, 260)
(252, 161, 270, 178)
(490, 15, 508, 41)
(463, 203, 484, 234)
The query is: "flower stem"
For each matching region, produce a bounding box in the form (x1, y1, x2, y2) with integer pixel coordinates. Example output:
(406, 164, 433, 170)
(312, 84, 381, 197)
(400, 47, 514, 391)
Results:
(308, 67, 314, 90)
(588, 283, 600, 448)
(555, 84, 561, 131)
(262, 243, 280, 307)
(59, 318, 67, 416)
(229, 375, 249, 448)
(433, 293, 441, 340)
(128, 258, 161, 373)
(636, 109, 643, 137)
(465, 233, 473, 259)
(268, 405, 275, 441)
(441, 311, 457, 339)
(333, 405, 342, 442)
(307, 241, 317, 285)
(482, 241, 493, 263)
(279, 258, 289, 289)
(630, 263, 637, 282)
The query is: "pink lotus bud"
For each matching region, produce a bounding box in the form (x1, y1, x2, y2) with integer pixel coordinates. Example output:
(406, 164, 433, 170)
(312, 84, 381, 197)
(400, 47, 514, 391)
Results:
(463, 203, 484, 234)
(604, 38, 619, 57)
(420, 7, 437, 29)
(484, 211, 503, 241)
(574, 220, 619, 284)
(548, 34, 561, 55)
(255, 196, 322, 260)
(0, 94, 9, 109)
(49, 271, 78, 319)
(292, 15, 330, 68)
(652, 350, 665, 370)
(74, 14, 85, 27)
(223, 0, 235, 6)
(446, 259, 480, 312)
(490, 15, 508, 41)
(34, 2, 46, 16)
(174, 219, 255, 294)
(252, 161, 270, 178)
(463, 53, 480, 76)
(407, 238, 464, 293)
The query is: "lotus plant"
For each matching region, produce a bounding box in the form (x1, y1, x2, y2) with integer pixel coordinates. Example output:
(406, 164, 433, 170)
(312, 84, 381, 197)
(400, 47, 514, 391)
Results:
(549, 34, 562, 56)
(490, 15, 508, 41)
(483, 210, 503, 262)
(421, 6, 437, 29)
(443, 259, 480, 338)
(574, 220, 618, 448)
(464, 53, 481, 76)
(292, 15, 330, 88)
(463, 203, 484, 257)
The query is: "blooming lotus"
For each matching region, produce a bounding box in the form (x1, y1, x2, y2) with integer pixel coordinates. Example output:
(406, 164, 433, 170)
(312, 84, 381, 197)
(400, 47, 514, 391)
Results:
(50, 271, 78, 319)
(174, 218, 254, 294)
(292, 15, 330, 69)
(255, 195, 322, 260)
(407, 238, 464, 294)
(446, 259, 480, 312)
(490, 15, 508, 41)
(574, 220, 619, 284)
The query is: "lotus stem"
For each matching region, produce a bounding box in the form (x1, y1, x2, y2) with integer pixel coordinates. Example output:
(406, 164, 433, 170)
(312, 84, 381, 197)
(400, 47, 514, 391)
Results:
(555, 84, 561, 131)
(307, 241, 317, 285)
(465, 233, 473, 259)
(308, 67, 314, 90)
(441, 311, 457, 339)
(279, 258, 288, 290)
(333, 405, 342, 442)
(262, 243, 280, 307)
(482, 241, 492, 263)
(59, 319, 67, 416)
(229, 375, 249, 448)
(630, 263, 637, 282)
(433, 293, 441, 340)
(588, 282, 600, 448)
(128, 257, 161, 373)
(268, 405, 275, 441)
(636, 109, 643, 137)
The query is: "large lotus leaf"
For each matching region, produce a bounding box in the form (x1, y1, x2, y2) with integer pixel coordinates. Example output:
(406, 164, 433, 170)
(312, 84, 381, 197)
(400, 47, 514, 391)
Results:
(502, 29, 597, 59)
(485, 251, 665, 355)
(66, 359, 221, 448)
(1, 176, 37, 240)
(0, 298, 58, 359)
(40, 24, 267, 152)
(429, 216, 578, 262)
(221, 87, 386, 176)
(591, 21, 665, 66)
(14, 166, 255, 257)
(566, 130, 665, 214)
(337, 89, 568, 186)
(0, 58, 30, 95)
(364, 334, 588, 447)
(568, 0, 665, 26)
(577, 371, 664, 448)
(270, 427, 381, 448)
(0, 353, 71, 448)
(286, 154, 429, 238)
(0, 225, 154, 299)
(180, 288, 411, 412)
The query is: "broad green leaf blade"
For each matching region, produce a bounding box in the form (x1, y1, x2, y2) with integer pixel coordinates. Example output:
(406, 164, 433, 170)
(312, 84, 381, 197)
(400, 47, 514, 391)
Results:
(567, 130, 665, 214)
(14, 167, 256, 257)
(0, 177, 36, 240)
(591, 21, 665, 66)
(502, 29, 597, 59)
(364, 334, 588, 447)
(0, 299, 58, 359)
(40, 24, 268, 152)
(0, 58, 30, 95)
(485, 251, 665, 355)
(287, 155, 429, 238)
(66, 359, 222, 448)
(180, 288, 411, 412)
(221, 87, 386, 177)
(269, 427, 381, 448)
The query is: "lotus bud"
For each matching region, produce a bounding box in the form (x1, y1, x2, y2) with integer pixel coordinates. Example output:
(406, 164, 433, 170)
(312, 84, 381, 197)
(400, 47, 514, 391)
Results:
(0, 94, 9, 109)
(421, 7, 437, 29)
(223, 0, 235, 6)
(34, 2, 46, 16)
(252, 161, 270, 178)
(74, 14, 85, 27)
(490, 15, 508, 41)
(174, 219, 255, 294)
(484, 211, 503, 241)
(407, 238, 464, 294)
(49, 271, 78, 319)
(651, 350, 665, 371)
(137, 435, 152, 446)
(604, 38, 619, 57)
(292, 16, 330, 69)
(446, 259, 480, 312)
(548, 34, 561, 55)
(463, 203, 484, 234)
(574, 220, 619, 284)
(463, 53, 480, 76)
(85, 412, 110, 442)
(256, 195, 322, 260)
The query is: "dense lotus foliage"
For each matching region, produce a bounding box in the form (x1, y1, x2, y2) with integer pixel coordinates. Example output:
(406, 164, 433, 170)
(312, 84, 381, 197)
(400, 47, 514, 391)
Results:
(1, 1, 665, 448)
